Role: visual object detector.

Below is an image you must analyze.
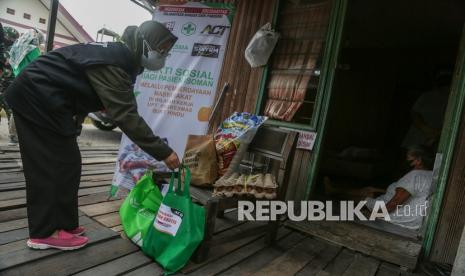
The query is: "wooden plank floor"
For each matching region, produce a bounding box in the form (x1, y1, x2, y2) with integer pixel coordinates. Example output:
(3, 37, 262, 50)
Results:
(0, 146, 422, 275)
(285, 220, 422, 269)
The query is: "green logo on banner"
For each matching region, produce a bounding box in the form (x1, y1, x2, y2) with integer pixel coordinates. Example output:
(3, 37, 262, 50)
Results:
(182, 22, 196, 36)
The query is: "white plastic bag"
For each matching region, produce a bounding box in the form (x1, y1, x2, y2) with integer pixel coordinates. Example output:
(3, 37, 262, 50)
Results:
(245, 23, 280, 68)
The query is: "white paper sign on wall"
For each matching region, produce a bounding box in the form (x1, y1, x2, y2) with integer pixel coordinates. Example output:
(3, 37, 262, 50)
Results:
(296, 131, 317, 151)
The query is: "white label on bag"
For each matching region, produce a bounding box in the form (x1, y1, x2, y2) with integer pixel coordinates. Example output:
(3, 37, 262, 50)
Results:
(154, 203, 184, 236)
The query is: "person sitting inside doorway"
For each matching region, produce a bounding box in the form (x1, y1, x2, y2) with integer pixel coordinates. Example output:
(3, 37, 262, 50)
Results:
(364, 146, 434, 230)
(325, 146, 434, 230)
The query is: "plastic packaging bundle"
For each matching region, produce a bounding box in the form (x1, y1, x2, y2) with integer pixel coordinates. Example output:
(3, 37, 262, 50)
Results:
(214, 112, 267, 176)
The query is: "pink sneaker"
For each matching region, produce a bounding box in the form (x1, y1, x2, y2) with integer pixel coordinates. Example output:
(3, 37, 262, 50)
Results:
(27, 230, 89, 250)
(65, 226, 85, 236)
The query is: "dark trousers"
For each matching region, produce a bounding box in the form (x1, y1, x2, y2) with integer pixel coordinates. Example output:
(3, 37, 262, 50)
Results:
(14, 112, 82, 238)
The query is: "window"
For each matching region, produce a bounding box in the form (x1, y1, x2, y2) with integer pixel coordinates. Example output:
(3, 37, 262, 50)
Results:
(39, 18, 46, 24)
(23, 13, 31, 20)
(6, 8, 15, 15)
(261, 0, 334, 125)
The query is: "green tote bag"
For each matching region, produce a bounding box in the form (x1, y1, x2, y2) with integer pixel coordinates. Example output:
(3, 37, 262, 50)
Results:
(142, 165, 205, 274)
(119, 170, 163, 247)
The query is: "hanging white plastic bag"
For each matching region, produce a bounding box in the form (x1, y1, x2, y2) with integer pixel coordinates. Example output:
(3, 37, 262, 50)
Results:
(245, 23, 280, 68)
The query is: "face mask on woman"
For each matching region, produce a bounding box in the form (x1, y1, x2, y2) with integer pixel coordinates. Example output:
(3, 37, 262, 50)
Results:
(141, 39, 169, 71)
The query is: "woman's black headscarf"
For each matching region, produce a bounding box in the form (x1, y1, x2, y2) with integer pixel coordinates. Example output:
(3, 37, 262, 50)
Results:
(121, 21, 177, 68)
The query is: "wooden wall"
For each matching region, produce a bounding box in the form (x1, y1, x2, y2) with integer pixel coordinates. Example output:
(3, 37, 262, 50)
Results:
(430, 107, 465, 264)
(285, 150, 313, 201)
(208, 0, 279, 130)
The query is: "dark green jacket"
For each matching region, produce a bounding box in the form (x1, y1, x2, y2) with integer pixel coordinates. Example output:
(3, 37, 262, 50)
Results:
(86, 65, 172, 160)
(5, 42, 172, 161)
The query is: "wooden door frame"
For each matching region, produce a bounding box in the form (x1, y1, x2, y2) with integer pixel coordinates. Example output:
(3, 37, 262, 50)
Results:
(422, 23, 465, 257)
(303, 0, 348, 199)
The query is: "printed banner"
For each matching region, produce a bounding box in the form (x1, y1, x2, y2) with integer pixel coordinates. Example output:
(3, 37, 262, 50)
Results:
(111, 2, 235, 192)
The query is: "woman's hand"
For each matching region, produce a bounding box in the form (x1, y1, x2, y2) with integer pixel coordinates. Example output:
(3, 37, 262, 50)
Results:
(164, 152, 180, 170)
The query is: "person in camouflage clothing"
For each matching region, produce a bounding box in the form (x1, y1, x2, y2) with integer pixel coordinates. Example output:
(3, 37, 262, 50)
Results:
(0, 25, 19, 145)
(0, 23, 5, 73)
(0, 23, 5, 124)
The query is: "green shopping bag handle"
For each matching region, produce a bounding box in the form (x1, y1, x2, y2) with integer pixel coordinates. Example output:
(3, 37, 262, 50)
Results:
(168, 165, 192, 198)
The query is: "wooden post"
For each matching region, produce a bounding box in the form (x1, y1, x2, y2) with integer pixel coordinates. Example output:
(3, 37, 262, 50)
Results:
(46, 0, 59, 52)
(452, 225, 465, 275)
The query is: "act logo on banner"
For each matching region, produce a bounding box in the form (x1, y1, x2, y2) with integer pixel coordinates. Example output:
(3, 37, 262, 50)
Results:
(110, 2, 235, 195)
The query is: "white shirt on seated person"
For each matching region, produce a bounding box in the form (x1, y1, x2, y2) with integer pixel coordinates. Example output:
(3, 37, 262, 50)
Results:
(365, 147, 433, 230)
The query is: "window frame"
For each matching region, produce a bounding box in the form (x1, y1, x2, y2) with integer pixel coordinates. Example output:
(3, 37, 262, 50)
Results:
(255, 0, 340, 131)
(23, 13, 31, 20)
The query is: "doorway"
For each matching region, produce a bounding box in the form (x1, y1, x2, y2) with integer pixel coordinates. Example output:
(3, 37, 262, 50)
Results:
(286, 0, 465, 268)
(315, 0, 465, 237)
